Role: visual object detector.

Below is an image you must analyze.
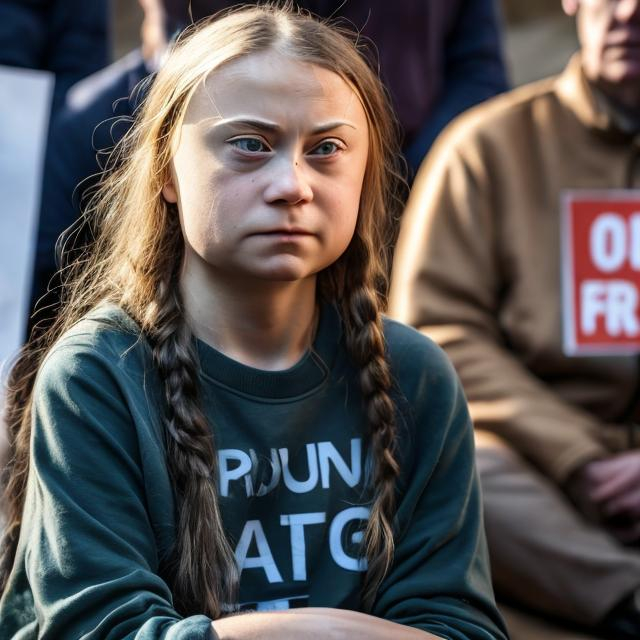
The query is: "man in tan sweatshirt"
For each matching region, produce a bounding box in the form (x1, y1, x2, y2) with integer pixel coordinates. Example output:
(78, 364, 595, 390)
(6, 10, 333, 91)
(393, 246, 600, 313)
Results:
(390, 1, 640, 637)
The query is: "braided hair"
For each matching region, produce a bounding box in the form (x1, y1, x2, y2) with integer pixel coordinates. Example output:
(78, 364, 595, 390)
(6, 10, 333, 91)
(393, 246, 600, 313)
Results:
(150, 274, 239, 616)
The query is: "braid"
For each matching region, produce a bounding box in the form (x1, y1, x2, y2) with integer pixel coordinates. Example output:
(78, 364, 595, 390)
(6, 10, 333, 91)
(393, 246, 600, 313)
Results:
(338, 239, 400, 612)
(150, 277, 238, 618)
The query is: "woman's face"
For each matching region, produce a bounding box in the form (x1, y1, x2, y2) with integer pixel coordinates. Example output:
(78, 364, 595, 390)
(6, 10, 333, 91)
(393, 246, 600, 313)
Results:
(164, 50, 370, 286)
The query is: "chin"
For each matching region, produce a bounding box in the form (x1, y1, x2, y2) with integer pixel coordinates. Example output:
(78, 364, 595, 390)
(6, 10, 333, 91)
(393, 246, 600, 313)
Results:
(257, 270, 310, 282)
(248, 260, 318, 282)
(602, 53, 640, 79)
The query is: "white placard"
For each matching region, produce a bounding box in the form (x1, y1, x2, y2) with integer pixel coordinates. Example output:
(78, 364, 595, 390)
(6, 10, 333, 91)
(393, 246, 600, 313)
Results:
(0, 65, 54, 415)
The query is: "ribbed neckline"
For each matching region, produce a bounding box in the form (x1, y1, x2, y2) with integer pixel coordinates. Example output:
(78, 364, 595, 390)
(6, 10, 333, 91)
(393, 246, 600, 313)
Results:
(196, 303, 342, 400)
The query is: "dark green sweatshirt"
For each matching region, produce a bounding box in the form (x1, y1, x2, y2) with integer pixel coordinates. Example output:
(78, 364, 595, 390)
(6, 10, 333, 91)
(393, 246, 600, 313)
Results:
(0, 303, 508, 639)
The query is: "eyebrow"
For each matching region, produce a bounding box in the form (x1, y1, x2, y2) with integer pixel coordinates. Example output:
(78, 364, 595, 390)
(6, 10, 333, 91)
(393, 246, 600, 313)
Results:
(213, 117, 357, 134)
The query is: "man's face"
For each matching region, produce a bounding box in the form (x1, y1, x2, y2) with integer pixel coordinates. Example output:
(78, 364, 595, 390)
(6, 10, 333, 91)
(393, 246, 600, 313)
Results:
(565, 0, 640, 106)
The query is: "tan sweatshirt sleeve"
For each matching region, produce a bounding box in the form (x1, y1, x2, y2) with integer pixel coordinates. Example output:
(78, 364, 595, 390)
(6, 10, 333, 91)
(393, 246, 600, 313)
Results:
(389, 134, 609, 485)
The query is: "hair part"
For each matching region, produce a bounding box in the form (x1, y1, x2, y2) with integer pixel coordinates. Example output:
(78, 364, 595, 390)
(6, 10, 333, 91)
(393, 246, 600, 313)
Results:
(0, 2, 407, 616)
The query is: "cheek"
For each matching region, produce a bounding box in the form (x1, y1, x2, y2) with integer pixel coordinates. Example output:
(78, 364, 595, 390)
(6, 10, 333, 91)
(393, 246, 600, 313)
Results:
(333, 156, 368, 239)
(171, 137, 225, 224)
(178, 186, 223, 255)
(178, 172, 255, 264)
(326, 182, 363, 249)
(173, 162, 228, 248)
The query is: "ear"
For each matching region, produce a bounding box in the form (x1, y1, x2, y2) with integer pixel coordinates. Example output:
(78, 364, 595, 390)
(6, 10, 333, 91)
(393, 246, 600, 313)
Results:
(162, 176, 178, 204)
(562, 0, 579, 16)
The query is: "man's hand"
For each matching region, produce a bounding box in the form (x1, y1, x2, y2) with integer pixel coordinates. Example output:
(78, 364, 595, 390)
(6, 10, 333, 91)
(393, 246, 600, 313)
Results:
(570, 452, 640, 544)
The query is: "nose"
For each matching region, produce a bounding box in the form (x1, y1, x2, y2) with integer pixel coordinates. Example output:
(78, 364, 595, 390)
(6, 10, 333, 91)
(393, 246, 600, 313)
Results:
(263, 156, 313, 205)
(615, 0, 640, 22)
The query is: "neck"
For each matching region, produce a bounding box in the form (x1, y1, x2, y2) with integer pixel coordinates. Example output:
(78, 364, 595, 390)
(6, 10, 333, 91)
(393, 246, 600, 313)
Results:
(180, 258, 319, 371)
(594, 79, 640, 121)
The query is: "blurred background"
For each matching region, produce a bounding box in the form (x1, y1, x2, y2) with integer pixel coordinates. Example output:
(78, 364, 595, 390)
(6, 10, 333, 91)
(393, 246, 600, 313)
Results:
(112, 0, 579, 86)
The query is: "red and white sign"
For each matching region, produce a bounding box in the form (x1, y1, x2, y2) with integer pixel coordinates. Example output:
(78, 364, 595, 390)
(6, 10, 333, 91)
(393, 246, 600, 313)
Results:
(561, 190, 640, 356)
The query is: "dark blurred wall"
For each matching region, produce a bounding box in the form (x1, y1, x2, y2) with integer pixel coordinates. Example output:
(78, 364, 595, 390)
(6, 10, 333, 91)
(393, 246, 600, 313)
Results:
(501, 0, 578, 85)
(501, 0, 563, 23)
(110, 1, 578, 89)
(112, 0, 143, 59)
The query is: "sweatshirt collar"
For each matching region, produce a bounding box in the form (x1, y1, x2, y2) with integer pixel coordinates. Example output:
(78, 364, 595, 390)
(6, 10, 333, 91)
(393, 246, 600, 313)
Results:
(196, 303, 342, 400)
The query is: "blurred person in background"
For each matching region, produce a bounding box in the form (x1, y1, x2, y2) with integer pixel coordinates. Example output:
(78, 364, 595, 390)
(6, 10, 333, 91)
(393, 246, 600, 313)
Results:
(28, 0, 508, 338)
(0, 0, 109, 112)
(390, 0, 640, 638)
(0, 0, 109, 425)
(0, 0, 110, 366)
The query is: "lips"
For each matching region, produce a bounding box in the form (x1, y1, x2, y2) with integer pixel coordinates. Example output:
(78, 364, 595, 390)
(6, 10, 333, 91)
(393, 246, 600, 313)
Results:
(606, 29, 640, 48)
(248, 227, 314, 236)
(607, 40, 640, 48)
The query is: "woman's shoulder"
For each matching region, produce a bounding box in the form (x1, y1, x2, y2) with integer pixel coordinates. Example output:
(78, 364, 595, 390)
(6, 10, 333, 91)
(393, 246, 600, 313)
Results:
(31, 304, 163, 453)
(37, 303, 149, 389)
(382, 316, 458, 390)
(381, 318, 474, 503)
(60, 302, 141, 346)
(381, 316, 468, 442)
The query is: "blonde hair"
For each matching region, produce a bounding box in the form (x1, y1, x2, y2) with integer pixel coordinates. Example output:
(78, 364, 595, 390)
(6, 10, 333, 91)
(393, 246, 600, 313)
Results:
(1, 3, 407, 617)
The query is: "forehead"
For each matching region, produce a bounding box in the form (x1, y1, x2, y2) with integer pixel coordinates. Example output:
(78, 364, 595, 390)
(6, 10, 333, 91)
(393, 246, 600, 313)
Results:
(182, 50, 367, 128)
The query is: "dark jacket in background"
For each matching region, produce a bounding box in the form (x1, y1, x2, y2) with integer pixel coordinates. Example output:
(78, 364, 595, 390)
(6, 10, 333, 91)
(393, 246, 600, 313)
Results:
(0, 0, 109, 112)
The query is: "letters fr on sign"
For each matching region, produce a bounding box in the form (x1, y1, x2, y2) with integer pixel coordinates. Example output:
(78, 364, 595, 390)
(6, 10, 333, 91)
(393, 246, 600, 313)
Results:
(561, 190, 640, 356)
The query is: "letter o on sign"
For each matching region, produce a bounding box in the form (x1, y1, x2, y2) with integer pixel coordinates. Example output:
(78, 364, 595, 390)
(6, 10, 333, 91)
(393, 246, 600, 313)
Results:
(590, 213, 626, 272)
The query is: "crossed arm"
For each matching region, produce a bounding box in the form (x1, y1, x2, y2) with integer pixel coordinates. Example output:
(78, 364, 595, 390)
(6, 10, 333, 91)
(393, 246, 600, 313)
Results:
(211, 608, 440, 639)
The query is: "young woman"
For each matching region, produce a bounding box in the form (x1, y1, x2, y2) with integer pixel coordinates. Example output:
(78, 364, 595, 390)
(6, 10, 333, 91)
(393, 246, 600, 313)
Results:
(0, 5, 508, 639)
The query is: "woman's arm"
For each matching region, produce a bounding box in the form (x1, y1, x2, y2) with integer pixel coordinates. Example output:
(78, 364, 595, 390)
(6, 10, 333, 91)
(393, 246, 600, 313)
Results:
(368, 328, 510, 639)
(212, 607, 441, 639)
(16, 338, 214, 639)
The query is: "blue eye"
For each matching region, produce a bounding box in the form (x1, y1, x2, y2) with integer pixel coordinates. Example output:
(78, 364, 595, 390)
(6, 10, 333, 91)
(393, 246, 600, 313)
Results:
(310, 140, 341, 156)
(230, 138, 269, 153)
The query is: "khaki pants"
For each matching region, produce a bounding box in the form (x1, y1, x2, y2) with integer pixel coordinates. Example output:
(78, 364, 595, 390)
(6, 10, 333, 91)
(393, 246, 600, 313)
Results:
(476, 432, 640, 624)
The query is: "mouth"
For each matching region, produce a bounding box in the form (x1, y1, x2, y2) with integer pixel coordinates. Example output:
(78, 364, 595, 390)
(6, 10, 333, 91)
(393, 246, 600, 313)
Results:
(248, 227, 315, 237)
(606, 29, 640, 48)
(607, 41, 640, 50)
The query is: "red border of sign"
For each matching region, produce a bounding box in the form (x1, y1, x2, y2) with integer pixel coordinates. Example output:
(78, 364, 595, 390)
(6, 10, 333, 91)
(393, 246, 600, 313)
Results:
(561, 189, 640, 357)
